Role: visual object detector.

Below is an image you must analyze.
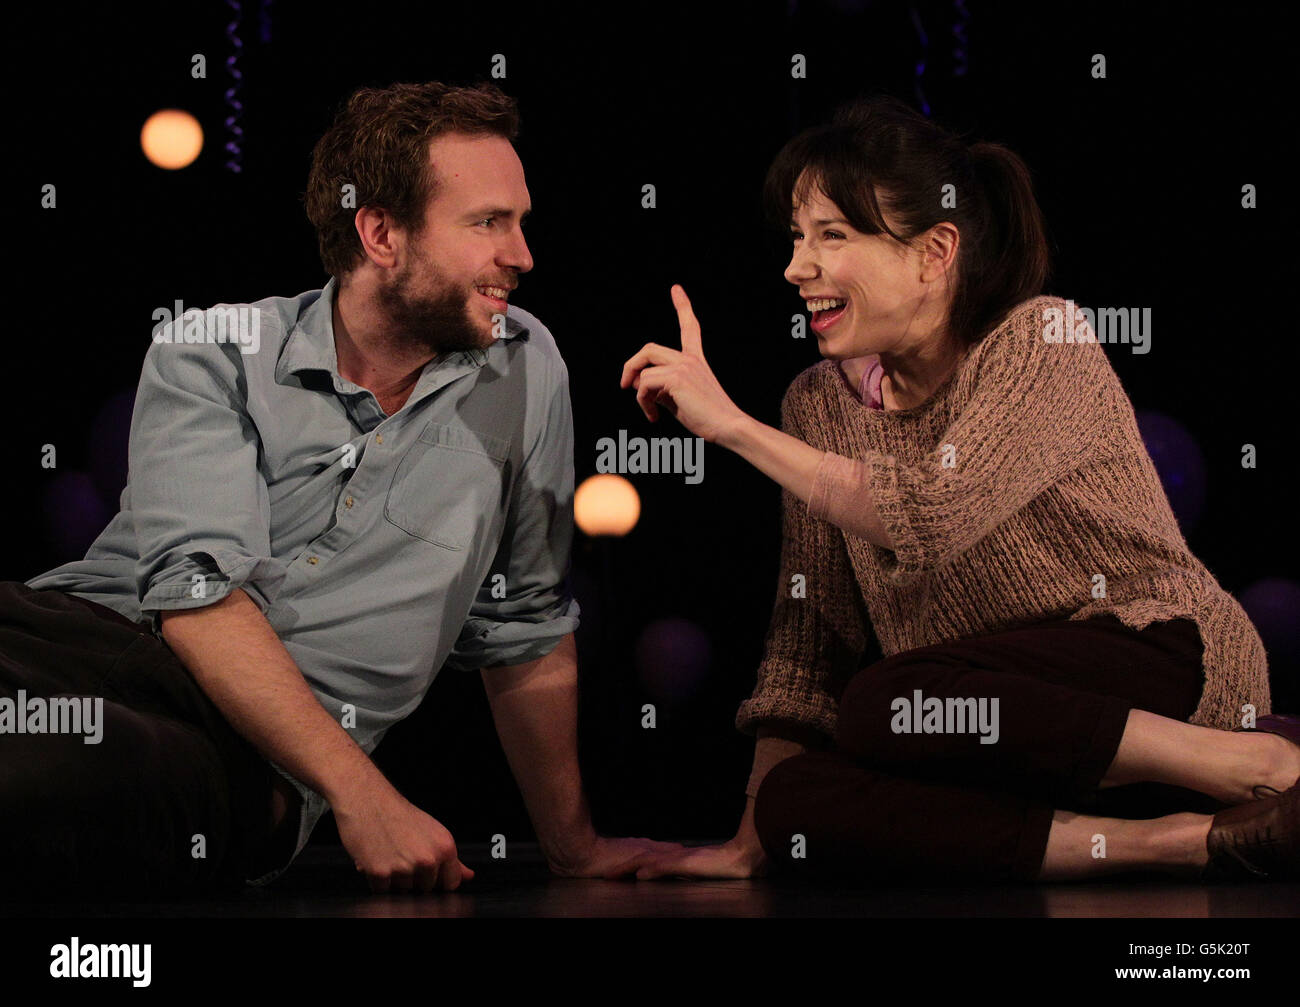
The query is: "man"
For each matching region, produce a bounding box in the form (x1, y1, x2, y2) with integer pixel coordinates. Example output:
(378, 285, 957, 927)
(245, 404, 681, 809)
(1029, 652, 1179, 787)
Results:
(3, 81, 679, 895)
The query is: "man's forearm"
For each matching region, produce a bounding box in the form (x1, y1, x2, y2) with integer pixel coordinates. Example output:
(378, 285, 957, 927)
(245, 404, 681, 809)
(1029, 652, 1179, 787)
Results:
(480, 633, 597, 868)
(159, 588, 385, 810)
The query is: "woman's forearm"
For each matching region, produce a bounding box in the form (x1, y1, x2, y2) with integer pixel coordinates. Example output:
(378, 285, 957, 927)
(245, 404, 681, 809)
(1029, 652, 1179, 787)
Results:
(745, 733, 810, 799)
(718, 413, 822, 502)
(734, 733, 811, 857)
(718, 413, 894, 548)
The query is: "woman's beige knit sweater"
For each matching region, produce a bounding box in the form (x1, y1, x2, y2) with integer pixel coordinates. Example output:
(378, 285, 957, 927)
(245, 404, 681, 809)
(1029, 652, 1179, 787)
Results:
(736, 295, 1271, 745)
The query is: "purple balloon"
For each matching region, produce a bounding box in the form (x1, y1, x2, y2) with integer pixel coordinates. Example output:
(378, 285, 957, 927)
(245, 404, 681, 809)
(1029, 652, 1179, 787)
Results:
(1134, 410, 1206, 533)
(88, 389, 136, 504)
(634, 618, 712, 703)
(1238, 578, 1300, 666)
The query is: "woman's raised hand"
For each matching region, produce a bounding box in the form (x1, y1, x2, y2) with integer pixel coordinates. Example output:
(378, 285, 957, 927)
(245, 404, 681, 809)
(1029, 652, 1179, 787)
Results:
(619, 285, 749, 444)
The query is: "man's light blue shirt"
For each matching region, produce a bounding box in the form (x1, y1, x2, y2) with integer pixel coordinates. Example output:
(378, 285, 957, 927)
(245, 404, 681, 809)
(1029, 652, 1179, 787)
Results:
(27, 277, 581, 883)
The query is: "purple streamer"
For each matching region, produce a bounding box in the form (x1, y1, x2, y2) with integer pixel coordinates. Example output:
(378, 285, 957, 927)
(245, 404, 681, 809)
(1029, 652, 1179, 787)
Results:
(910, 5, 931, 116)
(224, 0, 244, 173)
(952, 0, 969, 77)
(258, 0, 272, 44)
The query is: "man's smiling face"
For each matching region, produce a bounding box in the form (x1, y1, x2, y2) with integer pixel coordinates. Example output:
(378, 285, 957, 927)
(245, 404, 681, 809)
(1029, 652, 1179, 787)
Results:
(378, 132, 534, 356)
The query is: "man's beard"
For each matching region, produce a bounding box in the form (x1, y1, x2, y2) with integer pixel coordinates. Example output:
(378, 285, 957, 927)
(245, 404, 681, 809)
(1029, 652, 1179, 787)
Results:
(376, 257, 492, 357)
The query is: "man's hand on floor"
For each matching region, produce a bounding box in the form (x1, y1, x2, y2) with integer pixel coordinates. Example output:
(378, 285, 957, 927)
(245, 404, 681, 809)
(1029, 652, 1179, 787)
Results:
(546, 836, 694, 879)
(590, 799, 770, 880)
(602, 837, 769, 880)
(332, 782, 475, 894)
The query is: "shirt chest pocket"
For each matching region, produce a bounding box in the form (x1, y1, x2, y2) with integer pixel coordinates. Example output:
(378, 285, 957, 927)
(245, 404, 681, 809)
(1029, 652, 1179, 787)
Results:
(384, 421, 512, 550)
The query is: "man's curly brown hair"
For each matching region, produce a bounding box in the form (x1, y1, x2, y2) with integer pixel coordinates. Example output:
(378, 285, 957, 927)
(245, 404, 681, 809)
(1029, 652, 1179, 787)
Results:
(304, 81, 520, 281)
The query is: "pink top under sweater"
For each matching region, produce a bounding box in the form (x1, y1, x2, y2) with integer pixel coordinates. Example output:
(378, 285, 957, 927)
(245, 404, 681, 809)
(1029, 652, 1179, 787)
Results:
(845, 356, 887, 410)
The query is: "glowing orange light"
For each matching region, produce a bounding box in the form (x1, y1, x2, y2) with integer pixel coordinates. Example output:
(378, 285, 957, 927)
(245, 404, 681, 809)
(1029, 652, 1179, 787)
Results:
(141, 109, 204, 170)
(574, 474, 640, 537)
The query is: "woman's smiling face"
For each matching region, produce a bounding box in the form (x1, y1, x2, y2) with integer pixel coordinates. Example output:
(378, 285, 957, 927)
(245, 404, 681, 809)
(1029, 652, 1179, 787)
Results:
(784, 179, 949, 362)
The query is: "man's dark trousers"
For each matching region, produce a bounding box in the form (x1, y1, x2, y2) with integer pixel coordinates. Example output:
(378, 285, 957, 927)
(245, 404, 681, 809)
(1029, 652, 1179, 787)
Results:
(0, 581, 299, 897)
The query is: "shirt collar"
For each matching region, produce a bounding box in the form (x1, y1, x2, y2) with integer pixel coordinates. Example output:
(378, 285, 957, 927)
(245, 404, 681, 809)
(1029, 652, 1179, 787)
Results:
(276, 275, 529, 387)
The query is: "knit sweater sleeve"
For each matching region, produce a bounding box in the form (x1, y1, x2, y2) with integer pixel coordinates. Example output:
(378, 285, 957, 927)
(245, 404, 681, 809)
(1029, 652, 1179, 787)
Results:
(808, 297, 1118, 580)
(736, 379, 871, 742)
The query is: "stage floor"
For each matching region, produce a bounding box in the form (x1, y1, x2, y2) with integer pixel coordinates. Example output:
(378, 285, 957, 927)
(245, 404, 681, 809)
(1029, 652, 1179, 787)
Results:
(6, 843, 1298, 918)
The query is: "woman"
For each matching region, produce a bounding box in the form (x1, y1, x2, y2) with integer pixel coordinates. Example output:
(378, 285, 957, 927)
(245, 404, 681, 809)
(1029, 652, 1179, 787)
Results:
(616, 95, 1298, 884)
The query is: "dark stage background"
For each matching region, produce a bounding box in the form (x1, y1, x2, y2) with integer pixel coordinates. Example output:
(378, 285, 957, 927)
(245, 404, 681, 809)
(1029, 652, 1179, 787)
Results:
(9, 0, 1298, 853)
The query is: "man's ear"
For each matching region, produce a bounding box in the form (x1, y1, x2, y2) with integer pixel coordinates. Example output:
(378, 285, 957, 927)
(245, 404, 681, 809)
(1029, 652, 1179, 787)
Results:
(355, 206, 401, 270)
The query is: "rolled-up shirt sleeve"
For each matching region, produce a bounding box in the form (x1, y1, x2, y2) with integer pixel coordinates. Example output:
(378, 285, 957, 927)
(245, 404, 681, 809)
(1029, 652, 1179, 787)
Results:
(444, 357, 582, 672)
(130, 316, 288, 628)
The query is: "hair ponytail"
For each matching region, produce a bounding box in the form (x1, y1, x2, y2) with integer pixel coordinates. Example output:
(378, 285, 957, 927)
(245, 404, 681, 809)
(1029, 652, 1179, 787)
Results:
(953, 141, 1051, 349)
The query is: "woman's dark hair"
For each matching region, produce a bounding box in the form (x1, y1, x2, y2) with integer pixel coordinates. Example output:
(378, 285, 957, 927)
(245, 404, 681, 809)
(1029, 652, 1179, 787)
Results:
(763, 94, 1050, 349)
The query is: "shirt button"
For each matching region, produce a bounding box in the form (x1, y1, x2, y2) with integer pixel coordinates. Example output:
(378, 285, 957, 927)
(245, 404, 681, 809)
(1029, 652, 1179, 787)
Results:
(345, 496, 354, 508)
(376, 433, 384, 444)
(307, 556, 319, 565)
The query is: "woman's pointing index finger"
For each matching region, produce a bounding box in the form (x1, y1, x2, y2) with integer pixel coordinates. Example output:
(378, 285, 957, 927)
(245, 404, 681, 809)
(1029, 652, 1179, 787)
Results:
(671, 284, 704, 357)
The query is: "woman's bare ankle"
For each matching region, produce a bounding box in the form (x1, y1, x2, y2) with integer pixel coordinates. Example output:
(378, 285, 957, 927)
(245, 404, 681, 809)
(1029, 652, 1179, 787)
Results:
(1244, 732, 1300, 798)
(1145, 812, 1213, 879)
(1038, 811, 1209, 881)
